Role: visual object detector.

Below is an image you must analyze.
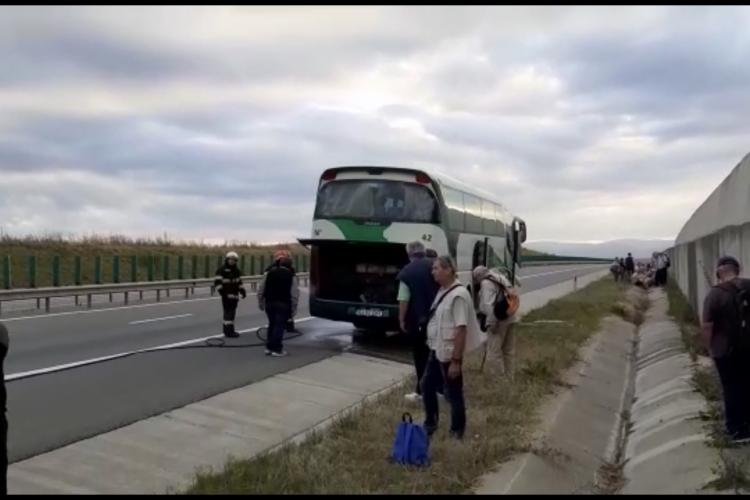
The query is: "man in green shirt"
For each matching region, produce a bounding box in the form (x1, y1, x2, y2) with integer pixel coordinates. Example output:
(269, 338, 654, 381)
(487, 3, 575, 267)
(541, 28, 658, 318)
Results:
(397, 241, 441, 403)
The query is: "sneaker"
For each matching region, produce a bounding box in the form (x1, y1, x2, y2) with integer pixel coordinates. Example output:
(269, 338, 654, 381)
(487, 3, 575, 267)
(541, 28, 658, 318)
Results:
(424, 423, 438, 438)
(730, 435, 750, 446)
(264, 349, 272, 356)
(270, 350, 288, 357)
(404, 392, 422, 403)
(449, 430, 465, 441)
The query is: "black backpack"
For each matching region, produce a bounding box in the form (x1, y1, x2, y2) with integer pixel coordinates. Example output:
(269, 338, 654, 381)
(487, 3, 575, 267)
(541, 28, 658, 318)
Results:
(718, 280, 750, 351)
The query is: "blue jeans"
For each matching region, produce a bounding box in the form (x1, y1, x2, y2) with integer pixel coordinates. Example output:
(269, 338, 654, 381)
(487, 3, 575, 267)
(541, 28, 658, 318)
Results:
(266, 302, 291, 353)
(422, 351, 465, 437)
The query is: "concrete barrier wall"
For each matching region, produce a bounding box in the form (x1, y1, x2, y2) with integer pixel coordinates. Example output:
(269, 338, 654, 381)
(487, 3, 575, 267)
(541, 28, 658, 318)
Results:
(668, 152, 750, 318)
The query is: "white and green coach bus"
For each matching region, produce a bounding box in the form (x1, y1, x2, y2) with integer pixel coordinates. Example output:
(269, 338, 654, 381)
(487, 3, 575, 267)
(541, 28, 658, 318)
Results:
(299, 166, 527, 331)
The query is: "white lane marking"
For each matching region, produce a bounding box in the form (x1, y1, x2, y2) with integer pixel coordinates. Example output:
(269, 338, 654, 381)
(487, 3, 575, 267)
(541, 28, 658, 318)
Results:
(519, 265, 605, 280)
(129, 314, 193, 325)
(5, 317, 315, 382)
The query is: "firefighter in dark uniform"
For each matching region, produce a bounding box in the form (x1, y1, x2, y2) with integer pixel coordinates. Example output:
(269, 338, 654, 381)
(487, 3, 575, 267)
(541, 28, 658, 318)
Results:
(258, 250, 299, 356)
(214, 251, 246, 338)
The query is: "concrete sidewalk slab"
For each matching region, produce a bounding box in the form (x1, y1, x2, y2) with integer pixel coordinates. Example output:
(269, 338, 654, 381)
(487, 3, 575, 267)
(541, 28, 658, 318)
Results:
(622, 288, 719, 495)
(8, 353, 412, 494)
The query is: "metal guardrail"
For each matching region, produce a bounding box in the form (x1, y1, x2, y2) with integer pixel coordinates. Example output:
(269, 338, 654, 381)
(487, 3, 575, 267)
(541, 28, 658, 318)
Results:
(0, 273, 310, 315)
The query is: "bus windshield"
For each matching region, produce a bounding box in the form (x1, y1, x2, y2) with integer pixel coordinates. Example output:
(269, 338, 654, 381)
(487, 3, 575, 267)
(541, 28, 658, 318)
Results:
(314, 180, 438, 223)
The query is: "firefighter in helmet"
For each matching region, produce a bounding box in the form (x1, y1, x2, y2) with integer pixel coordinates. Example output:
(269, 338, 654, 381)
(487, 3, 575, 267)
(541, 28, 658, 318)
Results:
(214, 251, 247, 338)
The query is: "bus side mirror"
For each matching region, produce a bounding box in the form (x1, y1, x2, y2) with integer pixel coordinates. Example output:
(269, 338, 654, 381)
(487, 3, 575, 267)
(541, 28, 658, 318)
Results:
(515, 220, 527, 244)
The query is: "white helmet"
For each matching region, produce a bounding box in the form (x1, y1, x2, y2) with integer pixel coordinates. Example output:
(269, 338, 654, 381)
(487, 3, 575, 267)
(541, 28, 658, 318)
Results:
(225, 251, 239, 260)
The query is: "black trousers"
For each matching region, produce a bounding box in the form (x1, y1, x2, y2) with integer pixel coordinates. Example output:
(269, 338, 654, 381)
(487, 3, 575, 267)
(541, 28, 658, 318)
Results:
(655, 268, 668, 286)
(714, 349, 750, 438)
(408, 325, 443, 396)
(221, 296, 239, 335)
(0, 415, 6, 495)
(423, 351, 465, 437)
(266, 302, 292, 353)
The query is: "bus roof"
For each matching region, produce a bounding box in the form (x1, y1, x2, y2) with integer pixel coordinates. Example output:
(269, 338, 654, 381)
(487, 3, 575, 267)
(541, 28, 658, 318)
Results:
(324, 165, 522, 223)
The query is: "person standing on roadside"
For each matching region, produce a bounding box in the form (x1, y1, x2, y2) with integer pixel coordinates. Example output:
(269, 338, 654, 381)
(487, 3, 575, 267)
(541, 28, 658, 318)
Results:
(473, 265, 519, 381)
(264, 250, 299, 333)
(397, 241, 441, 403)
(625, 253, 635, 282)
(701, 256, 750, 444)
(0, 323, 8, 495)
(214, 251, 247, 338)
(610, 257, 620, 283)
(422, 255, 484, 440)
(258, 250, 299, 357)
(652, 251, 671, 287)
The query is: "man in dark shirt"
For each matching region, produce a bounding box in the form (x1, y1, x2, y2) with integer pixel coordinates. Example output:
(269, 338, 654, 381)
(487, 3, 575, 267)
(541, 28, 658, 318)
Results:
(397, 241, 441, 402)
(258, 251, 299, 357)
(702, 256, 750, 443)
(625, 253, 635, 282)
(0, 323, 8, 494)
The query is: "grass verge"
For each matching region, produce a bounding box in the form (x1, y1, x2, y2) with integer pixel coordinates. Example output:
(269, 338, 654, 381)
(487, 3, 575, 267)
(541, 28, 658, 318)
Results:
(184, 277, 625, 495)
(664, 280, 706, 361)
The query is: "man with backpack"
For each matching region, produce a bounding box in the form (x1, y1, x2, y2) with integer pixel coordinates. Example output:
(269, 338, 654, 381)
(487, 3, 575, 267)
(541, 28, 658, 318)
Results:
(701, 256, 750, 444)
(473, 265, 520, 381)
(611, 257, 622, 283)
(625, 253, 635, 282)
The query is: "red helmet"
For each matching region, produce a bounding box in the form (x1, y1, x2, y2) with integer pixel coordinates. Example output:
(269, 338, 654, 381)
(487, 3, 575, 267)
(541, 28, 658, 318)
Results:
(273, 249, 292, 263)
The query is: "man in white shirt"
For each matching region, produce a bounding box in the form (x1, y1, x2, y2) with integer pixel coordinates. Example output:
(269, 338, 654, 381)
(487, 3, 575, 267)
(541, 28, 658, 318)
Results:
(423, 255, 485, 440)
(473, 265, 519, 381)
(652, 251, 671, 287)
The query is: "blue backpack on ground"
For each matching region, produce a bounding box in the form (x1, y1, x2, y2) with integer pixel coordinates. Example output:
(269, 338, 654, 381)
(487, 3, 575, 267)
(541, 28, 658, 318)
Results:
(391, 412, 430, 466)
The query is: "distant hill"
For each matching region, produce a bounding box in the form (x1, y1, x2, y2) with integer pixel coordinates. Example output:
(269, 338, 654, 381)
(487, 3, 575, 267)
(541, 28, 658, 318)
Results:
(521, 247, 548, 257)
(525, 239, 675, 260)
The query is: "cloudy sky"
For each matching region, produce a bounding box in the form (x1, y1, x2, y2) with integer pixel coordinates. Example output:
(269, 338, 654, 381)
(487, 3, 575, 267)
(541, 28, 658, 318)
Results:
(2, 6, 749, 244)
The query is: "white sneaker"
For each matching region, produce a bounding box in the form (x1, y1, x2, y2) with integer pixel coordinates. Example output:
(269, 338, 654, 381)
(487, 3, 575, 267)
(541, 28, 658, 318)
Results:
(404, 392, 422, 403)
(264, 349, 272, 356)
(270, 350, 288, 357)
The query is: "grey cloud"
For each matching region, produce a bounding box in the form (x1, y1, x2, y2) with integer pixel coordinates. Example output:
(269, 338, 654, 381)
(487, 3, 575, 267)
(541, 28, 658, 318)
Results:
(2, 6, 750, 242)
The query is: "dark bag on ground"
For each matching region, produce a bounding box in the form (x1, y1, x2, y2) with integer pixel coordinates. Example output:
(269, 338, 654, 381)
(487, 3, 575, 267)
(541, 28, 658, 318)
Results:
(391, 412, 429, 466)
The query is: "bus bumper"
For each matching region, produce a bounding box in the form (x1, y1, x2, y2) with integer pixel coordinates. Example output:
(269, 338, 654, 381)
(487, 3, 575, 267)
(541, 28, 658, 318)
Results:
(310, 297, 399, 330)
